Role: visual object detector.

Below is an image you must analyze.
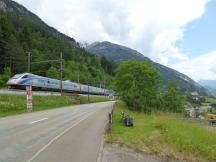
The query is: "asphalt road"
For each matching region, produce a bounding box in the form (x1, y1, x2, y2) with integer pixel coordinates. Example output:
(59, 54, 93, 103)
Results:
(0, 101, 114, 162)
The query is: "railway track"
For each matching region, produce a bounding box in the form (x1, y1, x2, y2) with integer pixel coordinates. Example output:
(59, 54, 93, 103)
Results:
(0, 89, 108, 97)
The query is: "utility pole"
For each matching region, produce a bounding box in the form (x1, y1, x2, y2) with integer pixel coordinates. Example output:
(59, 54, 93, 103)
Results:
(28, 52, 31, 73)
(60, 52, 63, 96)
(103, 74, 106, 95)
(87, 73, 90, 103)
(77, 71, 80, 84)
(93, 79, 95, 87)
(78, 71, 81, 92)
(29, 51, 63, 94)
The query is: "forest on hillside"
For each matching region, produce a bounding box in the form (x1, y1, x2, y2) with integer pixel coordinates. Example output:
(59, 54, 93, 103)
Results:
(0, 7, 116, 88)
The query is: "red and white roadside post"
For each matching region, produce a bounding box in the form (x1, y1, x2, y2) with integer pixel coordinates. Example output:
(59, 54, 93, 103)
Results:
(26, 85, 33, 112)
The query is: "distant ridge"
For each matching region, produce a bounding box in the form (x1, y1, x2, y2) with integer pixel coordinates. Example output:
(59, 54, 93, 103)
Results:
(199, 80, 216, 90)
(86, 41, 207, 95)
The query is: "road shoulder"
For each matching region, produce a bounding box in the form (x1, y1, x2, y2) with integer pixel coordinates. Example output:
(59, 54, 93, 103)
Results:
(101, 143, 170, 162)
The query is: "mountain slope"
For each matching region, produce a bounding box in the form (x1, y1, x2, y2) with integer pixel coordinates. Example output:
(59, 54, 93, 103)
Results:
(0, 0, 76, 45)
(199, 80, 216, 89)
(0, 0, 115, 87)
(199, 80, 216, 97)
(86, 41, 151, 63)
(86, 41, 206, 94)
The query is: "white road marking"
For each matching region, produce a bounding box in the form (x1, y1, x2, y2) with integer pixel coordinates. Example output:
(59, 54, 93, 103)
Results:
(27, 110, 97, 162)
(30, 118, 49, 125)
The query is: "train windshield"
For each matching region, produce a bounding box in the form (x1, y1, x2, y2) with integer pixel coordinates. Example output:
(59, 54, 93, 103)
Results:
(22, 75, 33, 79)
(12, 74, 23, 79)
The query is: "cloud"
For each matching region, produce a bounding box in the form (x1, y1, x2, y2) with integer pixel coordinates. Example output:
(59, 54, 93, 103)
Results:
(125, 0, 209, 65)
(171, 51, 216, 81)
(14, 0, 212, 80)
(15, 0, 43, 13)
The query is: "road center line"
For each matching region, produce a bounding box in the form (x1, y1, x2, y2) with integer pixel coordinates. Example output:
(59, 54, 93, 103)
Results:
(30, 118, 49, 125)
(27, 110, 97, 162)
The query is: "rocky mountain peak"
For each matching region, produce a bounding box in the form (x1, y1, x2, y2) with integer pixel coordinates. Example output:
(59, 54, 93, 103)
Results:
(0, 0, 7, 11)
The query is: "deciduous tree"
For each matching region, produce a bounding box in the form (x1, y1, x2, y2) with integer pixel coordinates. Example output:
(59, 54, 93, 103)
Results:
(115, 60, 161, 112)
(163, 81, 184, 112)
(47, 66, 59, 79)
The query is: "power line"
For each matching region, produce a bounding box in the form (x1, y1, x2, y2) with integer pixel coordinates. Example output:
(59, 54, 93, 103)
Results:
(31, 60, 61, 64)
(27, 51, 64, 96)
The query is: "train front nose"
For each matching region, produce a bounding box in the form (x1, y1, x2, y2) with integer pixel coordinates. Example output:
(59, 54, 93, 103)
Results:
(6, 79, 19, 86)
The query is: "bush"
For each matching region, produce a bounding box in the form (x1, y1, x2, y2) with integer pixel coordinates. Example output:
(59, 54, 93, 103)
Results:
(46, 66, 59, 79)
(0, 78, 4, 87)
(162, 81, 184, 112)
(115, 60, 161, 112)
(0, 67, 11, 87)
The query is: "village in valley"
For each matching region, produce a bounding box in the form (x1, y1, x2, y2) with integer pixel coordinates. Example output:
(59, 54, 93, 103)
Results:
(185, 91, 216, 125)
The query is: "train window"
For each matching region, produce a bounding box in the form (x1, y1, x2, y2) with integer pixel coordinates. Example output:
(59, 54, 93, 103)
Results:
(38, 79, 44, 83)
(22, 75, 29, 79)
(22, 75, 34, 79)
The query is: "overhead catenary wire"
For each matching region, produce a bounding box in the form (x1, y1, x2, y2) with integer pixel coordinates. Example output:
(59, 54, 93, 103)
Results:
(27, 51, 64, 96)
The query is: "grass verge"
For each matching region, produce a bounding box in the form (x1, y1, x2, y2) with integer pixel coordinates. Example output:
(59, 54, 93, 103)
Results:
(0, 94, 110, 117)
(106, 101, 216, 162)
(0, 94, 76, 117)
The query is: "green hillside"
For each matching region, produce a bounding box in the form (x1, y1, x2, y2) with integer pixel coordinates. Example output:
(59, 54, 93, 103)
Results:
(0, 0, 115, 88)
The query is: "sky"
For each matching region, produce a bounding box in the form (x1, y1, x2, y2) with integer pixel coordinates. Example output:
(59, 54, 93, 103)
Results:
(14, 0, 216, 81)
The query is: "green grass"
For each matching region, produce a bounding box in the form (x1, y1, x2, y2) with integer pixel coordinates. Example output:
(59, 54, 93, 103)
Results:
(0, 94, 76, 117)
(206, 97, 216, 103)
(79, 95, 110, 104)
(106, 101, 216, 162)
(0, 94, 110, 117)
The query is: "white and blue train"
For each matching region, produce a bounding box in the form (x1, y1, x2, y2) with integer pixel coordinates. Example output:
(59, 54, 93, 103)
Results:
(6, 73, 113, 95)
